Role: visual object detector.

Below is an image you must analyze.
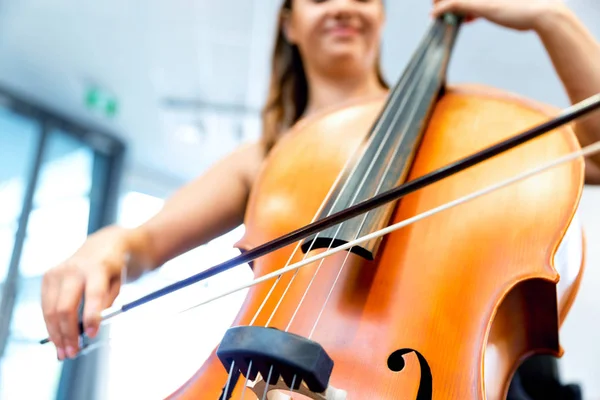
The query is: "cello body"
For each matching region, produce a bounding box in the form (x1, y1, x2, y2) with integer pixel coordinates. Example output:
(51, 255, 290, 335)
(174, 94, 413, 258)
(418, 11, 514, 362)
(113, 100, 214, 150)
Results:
(167, 84, 585, 399)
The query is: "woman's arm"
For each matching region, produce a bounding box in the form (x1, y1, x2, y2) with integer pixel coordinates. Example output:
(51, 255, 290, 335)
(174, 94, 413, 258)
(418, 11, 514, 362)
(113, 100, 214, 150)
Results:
(532, 5, 600, 184)
(41, 141, 265, 359)
(130, 141, 265, 274)
(431, 0, 600, 184)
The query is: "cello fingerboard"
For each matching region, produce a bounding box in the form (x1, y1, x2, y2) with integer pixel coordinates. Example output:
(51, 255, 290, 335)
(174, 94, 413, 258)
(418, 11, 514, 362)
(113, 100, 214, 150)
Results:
(301, 15, 462, 260)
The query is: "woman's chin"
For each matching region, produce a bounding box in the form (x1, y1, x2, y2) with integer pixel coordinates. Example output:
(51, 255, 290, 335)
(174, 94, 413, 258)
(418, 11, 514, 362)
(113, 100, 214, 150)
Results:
(321, 40, 373, 60)
(321, 51, 371, 73)
(322, 47, 364, 62)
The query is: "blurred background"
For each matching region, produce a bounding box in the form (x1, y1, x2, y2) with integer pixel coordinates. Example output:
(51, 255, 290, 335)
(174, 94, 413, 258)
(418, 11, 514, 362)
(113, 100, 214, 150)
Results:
(0, 0, 599, 399)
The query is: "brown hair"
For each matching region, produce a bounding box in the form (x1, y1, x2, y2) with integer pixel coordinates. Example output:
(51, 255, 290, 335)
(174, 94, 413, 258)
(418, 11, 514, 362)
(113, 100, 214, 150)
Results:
(260, 0, 388, 151)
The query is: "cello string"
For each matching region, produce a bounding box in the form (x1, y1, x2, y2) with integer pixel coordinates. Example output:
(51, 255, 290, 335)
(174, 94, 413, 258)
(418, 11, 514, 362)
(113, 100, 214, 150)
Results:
(265, 18, 443, 332)
(284, 22, 448, 335)
(222, 362, 236, 400)
(288, 375, 298, 397)
(177, 139, 600, 315)
(261, 365, 274, 400)
(239, 360, 252, 399)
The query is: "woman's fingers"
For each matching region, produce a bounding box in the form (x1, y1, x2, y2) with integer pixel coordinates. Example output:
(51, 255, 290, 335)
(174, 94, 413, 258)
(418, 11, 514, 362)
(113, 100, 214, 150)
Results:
(431, 0, 481, 25)
(55, 273, 85, 358)
(41, 227, 131, 359)
(42, 264, 116, 359)
(41, 270, 65, 359)
(82, 270, 110, 339)
(431, 0, 472, 17)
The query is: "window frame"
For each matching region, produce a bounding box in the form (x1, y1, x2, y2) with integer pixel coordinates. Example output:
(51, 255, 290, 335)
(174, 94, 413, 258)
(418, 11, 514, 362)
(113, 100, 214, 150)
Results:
(0, 85, 125, 400)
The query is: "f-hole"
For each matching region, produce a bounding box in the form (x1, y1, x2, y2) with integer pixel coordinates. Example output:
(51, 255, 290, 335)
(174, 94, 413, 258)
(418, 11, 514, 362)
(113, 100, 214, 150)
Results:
(387, 348, 433, 400)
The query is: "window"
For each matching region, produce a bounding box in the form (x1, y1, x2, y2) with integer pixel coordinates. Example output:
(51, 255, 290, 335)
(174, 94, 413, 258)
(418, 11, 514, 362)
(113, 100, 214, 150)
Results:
(0, 130, 94, 399)
(0, 89, 124, 400)
(0, 107, 39, 291)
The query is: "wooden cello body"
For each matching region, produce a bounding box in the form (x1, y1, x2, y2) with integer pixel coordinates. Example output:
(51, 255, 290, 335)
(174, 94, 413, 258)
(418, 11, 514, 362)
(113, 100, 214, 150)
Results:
(166, 16, 586, 400)
(166, 85, 585, 400)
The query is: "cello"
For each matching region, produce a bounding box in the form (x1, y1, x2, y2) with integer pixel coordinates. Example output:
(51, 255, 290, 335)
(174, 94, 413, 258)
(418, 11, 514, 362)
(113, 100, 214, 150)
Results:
(160, 13, 589, 399)
(41, 12, 600, 400)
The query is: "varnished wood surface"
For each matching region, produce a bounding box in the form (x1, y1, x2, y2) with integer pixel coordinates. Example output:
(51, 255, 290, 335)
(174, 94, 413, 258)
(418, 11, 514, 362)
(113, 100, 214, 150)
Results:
(166, 84, 585, 400)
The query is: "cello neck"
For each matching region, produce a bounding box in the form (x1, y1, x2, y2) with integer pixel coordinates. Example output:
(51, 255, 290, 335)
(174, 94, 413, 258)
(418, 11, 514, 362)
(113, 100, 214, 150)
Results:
(301, 14, 463, 260)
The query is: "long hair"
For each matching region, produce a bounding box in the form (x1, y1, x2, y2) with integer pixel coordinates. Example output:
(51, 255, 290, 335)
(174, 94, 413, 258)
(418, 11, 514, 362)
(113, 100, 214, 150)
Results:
(260, 0, 388, 151)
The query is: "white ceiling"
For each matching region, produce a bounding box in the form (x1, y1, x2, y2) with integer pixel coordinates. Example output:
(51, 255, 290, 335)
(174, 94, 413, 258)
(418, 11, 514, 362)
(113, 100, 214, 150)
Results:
(0, 0, 598, 185)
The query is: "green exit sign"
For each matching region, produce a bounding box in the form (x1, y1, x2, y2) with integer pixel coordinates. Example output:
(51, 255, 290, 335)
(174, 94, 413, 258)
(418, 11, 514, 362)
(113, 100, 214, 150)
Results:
(85, 87, 118, 118)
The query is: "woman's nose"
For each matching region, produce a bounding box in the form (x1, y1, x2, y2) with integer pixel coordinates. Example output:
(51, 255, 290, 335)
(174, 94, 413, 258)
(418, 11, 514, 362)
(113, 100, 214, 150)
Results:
(326, 0, 359, 19)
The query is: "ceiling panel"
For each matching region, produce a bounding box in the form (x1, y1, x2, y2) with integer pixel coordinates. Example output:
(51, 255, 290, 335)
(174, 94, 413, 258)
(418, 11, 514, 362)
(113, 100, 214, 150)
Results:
(0, 0, 597, 184)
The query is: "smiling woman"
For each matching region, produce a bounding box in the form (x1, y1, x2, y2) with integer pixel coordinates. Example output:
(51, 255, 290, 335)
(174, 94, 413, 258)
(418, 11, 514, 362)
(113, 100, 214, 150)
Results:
(37, 0, 600, 399)
(261, 0, 388, 150)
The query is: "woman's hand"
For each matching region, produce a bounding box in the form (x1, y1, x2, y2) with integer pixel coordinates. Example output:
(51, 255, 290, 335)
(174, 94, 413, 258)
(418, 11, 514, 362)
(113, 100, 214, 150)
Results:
(431, 0, 566, 31)
(431, 0, 600, 183)
(41, 225, 146, 360)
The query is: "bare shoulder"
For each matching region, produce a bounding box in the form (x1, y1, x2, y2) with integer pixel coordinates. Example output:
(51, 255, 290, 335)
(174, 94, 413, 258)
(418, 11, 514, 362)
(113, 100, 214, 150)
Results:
(229, 140, 267, 190)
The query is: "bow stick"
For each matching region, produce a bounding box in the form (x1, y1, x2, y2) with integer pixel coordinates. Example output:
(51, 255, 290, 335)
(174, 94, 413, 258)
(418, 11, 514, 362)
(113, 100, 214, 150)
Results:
(40, 92, 600, 345)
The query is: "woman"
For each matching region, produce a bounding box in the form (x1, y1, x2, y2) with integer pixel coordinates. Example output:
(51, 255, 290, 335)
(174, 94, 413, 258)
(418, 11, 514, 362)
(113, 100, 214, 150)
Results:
(42, 0, 599, 368)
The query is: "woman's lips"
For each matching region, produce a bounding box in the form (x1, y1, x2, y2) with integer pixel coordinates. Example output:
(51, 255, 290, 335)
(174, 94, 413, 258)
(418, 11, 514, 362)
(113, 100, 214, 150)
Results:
(326, 25, 361, 38)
